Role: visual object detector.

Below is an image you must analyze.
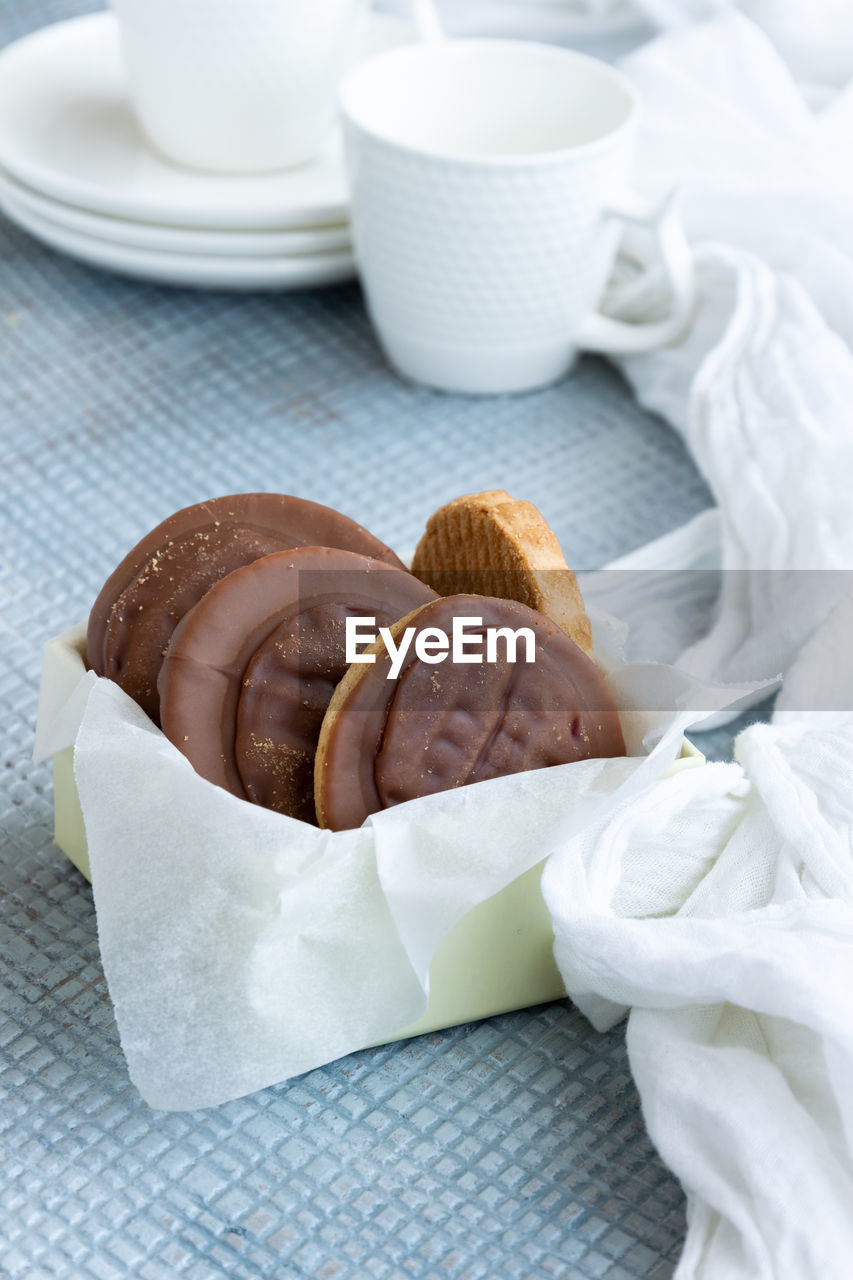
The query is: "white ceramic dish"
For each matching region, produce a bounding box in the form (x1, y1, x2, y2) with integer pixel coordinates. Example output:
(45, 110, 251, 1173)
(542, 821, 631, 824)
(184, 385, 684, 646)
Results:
(0, 169, 351, 258)
(0, 11, 414, 230)
(2, 195, 357, 291)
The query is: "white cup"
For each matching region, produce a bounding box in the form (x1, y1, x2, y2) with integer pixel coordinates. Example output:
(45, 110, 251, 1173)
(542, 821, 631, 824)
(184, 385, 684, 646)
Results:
(110, 0, 369, 173)
(339, 39, 695, 394)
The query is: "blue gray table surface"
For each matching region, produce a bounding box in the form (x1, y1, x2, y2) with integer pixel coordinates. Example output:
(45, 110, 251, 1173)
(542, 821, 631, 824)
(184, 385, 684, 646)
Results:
(0, 3, 749, 1277)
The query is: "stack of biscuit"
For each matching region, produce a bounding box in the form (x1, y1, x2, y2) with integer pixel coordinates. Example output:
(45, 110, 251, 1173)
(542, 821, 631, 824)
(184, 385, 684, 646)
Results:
(88, 490, 625, 832)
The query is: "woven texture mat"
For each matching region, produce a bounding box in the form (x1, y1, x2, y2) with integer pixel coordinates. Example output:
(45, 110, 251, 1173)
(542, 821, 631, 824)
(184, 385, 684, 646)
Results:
(0, 3, 720, 1277)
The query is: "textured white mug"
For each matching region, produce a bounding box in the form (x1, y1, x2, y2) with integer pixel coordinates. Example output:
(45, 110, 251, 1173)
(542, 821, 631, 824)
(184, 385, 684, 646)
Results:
(110, 0, 368, 173)
(340, 39, 694, 394)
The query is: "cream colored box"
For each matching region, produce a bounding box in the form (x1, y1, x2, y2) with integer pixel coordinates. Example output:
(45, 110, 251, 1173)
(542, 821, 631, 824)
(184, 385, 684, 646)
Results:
(42, 626, 704, 1044)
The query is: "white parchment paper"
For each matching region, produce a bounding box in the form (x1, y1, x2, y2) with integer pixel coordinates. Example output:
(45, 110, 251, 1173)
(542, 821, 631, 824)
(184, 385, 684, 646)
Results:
(36, 617, 757, 1110)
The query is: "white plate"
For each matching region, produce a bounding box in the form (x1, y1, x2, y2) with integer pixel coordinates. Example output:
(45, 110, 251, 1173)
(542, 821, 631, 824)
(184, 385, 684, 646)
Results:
(0, 168, 351, 258)
(0, 11, 414, 231)
(2, 196, 357, 291)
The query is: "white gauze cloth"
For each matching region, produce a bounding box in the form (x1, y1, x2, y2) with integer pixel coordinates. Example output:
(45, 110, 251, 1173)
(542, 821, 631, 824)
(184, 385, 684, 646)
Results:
(543, 11, 853, 1280)
(542, 616, 853, 1279)
(590, 12, 853, 696)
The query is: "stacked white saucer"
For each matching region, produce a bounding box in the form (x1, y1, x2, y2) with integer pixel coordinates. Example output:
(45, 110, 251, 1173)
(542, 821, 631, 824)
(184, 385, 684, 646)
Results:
(0, 11, 414, 290)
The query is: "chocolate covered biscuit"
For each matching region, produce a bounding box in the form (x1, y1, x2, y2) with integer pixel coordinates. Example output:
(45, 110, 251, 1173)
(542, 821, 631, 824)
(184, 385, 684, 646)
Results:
(315, 594, 625, 831)
(87, 493, 404, 724)
(158, 546, 436, 823)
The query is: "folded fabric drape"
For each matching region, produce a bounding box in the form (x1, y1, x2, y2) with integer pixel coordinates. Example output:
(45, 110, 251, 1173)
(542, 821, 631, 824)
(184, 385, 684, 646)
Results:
(547, 11, 853, 1278)
(543, 700, 853, 1279)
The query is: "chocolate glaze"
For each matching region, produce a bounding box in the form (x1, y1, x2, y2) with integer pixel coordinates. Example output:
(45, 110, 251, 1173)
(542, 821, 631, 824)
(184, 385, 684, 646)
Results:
(158, 547, 436, 823)
(87, 493, 404, 724)
(316, 595, 625, 831)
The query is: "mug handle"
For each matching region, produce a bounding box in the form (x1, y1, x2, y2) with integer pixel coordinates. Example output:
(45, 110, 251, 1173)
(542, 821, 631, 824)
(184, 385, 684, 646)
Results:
(577, 188, 695, 355)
